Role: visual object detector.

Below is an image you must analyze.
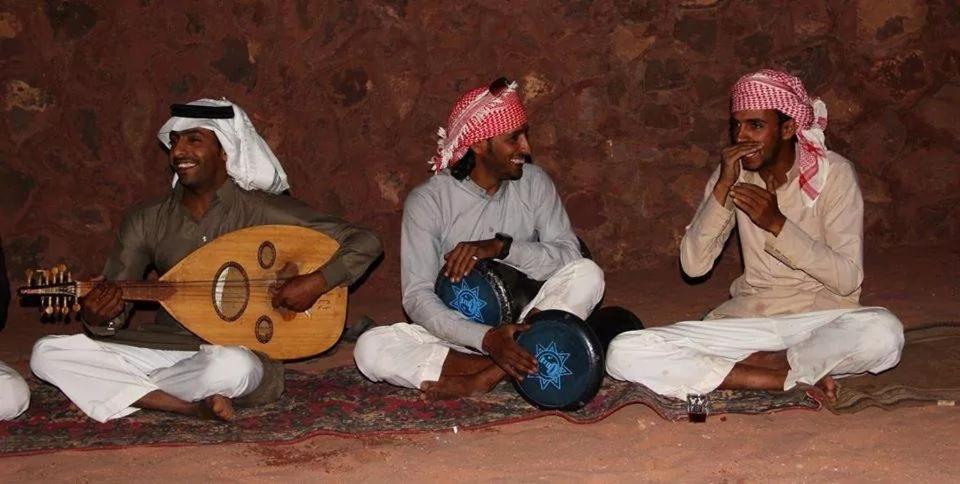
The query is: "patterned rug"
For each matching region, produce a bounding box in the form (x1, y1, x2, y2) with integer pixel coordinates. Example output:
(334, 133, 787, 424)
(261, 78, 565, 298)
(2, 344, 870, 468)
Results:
(0, 366, 818, 457)
(830, 324, 960, 413)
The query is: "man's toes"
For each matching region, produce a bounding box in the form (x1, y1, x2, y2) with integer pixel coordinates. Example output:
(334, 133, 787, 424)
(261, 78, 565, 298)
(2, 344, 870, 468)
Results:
(206, 395, 235, 421)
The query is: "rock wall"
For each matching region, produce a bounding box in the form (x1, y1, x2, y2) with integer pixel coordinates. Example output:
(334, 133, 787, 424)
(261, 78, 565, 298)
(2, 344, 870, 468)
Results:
(1, 0, 958, 292)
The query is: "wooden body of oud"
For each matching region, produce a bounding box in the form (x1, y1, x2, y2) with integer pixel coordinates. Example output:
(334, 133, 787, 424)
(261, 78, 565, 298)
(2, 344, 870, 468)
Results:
(151, 225, 346, 360)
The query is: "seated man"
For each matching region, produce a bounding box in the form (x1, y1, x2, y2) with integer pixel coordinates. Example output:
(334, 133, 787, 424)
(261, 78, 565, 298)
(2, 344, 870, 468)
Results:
(31, 100, 382, 422)
(355, 78, 605, 399)
(606, 70, 904, 402)
(1, 245, 29, 419)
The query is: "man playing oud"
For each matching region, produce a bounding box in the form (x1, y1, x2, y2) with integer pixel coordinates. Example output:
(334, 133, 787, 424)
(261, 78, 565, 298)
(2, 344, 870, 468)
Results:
(31, 100, 382, 422)
(606, 70, 904, 402)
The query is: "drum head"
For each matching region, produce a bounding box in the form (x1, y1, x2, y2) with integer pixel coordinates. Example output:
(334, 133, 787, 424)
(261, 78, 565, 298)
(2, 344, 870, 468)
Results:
(514, 310, 604, 410)
(434, 261, 511, 326)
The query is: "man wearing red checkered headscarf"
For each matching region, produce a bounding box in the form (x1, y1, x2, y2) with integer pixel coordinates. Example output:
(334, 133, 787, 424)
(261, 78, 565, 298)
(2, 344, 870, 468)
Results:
(355, 78, 609, 400)
(606, 70, 904, 404)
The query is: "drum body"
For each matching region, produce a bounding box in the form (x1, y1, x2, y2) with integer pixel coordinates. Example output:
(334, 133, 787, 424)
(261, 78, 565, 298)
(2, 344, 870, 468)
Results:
(514, 310, 604, 410)
(434, 260, 543, 326)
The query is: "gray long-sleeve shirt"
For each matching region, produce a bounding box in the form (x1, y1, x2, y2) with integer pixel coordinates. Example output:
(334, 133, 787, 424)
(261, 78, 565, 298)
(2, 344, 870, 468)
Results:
(401, 164, 581, 351)
(94, 179, 383, 350)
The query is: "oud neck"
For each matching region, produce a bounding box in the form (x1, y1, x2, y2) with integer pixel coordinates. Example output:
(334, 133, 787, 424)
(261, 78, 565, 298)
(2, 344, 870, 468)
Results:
(77, 281, 174, 302)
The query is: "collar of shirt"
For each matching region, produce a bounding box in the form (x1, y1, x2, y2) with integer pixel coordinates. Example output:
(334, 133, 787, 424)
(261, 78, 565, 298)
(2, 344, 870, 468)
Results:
(459, 175, 508, 201)
(170, 178, 242, 221)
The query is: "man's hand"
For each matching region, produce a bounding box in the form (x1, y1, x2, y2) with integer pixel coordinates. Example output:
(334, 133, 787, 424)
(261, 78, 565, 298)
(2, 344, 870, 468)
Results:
(482, 324, 538, 380)
(730, 174, 786, 235)
(80, 277, 124, 326)
(442, 238, 504, 283)
(270, 272, 330, 312)
(713, 142, 761, 204)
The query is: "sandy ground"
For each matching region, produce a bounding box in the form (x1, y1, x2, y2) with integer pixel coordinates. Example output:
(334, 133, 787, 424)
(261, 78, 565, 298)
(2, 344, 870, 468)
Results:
(1, 245, 958, 482)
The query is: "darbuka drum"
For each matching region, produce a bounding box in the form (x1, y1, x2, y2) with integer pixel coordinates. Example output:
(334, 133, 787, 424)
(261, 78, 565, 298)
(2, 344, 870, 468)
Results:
(514, 310, 603, 410)
(515, 306, 644, 410)
(434, 260, 543, 326)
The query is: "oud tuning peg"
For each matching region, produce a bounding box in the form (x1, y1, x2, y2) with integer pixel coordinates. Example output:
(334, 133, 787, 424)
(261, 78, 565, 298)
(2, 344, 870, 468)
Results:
(25, 269, 35, 286)
(50, 266, 59, 277)
(66, 271, 73, 282)
(72, 301, 82, 314)
(58, 263, 67, 273)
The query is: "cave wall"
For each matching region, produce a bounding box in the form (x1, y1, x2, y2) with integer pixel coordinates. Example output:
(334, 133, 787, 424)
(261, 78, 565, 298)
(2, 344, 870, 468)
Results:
(1, 0, 958, 301)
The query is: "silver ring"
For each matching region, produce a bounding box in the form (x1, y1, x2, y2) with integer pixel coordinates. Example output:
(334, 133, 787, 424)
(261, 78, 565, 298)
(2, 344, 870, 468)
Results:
(471, 255, 479, 261)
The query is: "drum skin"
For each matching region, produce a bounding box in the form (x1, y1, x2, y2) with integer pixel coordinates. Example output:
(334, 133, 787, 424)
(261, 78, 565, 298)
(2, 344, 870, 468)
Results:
(514, 310, 604, 410)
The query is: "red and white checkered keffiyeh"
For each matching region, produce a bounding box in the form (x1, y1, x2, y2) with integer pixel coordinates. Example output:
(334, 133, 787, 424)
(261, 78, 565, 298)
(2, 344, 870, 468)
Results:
(731, 69, 829, 206)
(429, 81, 528, 172)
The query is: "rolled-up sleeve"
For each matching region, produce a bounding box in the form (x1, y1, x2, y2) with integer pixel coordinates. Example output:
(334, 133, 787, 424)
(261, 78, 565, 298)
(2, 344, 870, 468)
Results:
(94, 211, 152, 333)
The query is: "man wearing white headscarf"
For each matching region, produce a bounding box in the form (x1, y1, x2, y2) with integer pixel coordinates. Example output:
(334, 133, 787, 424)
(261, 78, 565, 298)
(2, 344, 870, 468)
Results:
(31, 99, 383, 422)
(606, 70, 904, 403)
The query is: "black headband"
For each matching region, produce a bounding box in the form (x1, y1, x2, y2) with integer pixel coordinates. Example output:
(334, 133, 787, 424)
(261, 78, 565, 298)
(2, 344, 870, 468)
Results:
(170, 104, 235, 119)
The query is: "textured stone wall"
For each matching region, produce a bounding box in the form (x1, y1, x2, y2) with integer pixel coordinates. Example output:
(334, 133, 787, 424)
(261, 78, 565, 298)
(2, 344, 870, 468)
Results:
(1, 0, 958, 293)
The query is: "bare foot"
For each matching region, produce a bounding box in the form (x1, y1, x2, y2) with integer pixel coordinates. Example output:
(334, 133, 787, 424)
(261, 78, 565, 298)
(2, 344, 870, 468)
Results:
(815, 375, 837, 403)
(421, 377, 481, 400)
(420, 365, 506, 401)
(195, 395, 235, 421)
(739, 351, 790, 370)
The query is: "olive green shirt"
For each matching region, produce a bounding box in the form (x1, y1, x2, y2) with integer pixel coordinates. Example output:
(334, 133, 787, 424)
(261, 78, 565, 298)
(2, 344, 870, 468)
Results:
(90, 179, 383, 350)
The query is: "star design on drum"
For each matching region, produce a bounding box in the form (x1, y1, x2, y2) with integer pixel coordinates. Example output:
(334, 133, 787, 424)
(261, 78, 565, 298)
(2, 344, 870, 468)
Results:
(532, 341, 572, 391)
(450, 280, 487, 323)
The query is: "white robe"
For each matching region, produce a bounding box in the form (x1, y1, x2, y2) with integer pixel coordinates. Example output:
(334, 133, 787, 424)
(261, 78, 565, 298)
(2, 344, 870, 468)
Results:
(354, 258, 605, 389)
(30, 335, 263, 423)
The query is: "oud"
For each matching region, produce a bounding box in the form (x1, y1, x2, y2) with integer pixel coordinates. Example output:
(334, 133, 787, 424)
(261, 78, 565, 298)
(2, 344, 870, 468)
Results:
(18, 225, 347, 360)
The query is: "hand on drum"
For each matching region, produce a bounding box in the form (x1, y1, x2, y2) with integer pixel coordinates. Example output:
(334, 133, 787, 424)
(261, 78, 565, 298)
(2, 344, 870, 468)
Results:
(482, 324, 539, 380)
(442, 238, 505, 282)
(80, 277, 124, 326)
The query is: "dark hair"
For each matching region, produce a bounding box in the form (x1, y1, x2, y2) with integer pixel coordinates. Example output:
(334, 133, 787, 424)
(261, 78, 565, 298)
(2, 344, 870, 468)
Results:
(776, 110, 792, 125)
(450, 149, 476, 180)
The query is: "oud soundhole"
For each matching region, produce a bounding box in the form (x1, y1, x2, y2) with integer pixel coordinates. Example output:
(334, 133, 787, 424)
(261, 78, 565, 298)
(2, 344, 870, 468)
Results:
(212, 262, 249, 322)
(255, 316, 274, 343)
(258, 241, 276, 269)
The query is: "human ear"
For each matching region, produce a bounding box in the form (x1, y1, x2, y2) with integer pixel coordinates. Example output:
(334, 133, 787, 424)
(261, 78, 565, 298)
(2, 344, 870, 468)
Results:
(781, 118, 797, 140)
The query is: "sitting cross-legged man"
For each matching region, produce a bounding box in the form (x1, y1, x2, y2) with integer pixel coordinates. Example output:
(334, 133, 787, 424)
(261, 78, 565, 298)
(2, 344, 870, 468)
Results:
(0, 241, 29, 420)
(30, 100, 382, 422)
(354, 78, 605, 399)
(606, 70, 904, 402)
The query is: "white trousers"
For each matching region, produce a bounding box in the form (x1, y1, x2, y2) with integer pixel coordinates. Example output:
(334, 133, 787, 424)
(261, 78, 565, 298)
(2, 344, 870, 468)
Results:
(30, 334, 263, 423)
(605, 307, 904, 400)
(0, 360, 29, 420)
(354, 259, 606, 389)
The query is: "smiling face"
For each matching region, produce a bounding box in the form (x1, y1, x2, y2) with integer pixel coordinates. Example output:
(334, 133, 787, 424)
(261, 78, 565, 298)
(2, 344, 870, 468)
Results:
(475, 124, 531, 182)
(168, 128, 228, 191)
(729, 109, 795, 171)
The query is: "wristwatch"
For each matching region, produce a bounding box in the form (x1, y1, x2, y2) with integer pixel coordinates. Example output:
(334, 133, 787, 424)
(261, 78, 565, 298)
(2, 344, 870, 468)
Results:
(494, 233, 513, 260)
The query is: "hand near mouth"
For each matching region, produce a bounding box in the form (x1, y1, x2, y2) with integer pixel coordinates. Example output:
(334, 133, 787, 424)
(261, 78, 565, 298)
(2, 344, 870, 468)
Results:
(713, 142, 762, 204)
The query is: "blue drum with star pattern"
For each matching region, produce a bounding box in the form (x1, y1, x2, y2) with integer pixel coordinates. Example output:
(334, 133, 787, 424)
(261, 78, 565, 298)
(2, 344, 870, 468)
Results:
(514, 310, 604, 410)
(515, 307, 645, 410)
(434, 260, 544, 326)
